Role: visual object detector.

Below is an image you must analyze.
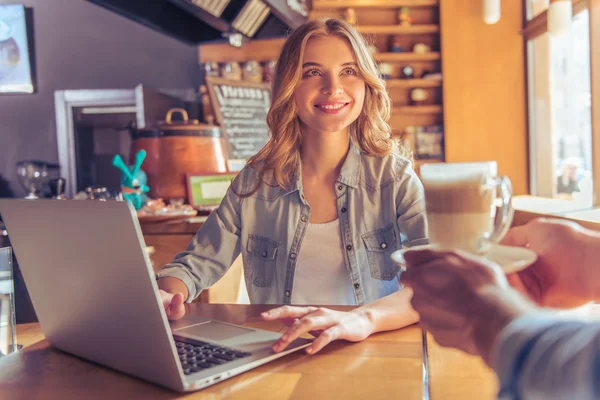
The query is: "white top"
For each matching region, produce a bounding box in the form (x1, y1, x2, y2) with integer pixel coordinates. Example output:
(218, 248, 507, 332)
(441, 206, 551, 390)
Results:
(291, 219, 357, 306)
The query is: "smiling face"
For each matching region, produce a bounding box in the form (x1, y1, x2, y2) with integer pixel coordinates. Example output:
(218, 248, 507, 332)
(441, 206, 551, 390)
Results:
(294, 35, 366, 135)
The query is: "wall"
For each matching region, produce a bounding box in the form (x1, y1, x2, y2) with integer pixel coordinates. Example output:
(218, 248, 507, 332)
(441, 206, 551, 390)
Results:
(441, 0, 528, 195)
(0, 0, 199, 196)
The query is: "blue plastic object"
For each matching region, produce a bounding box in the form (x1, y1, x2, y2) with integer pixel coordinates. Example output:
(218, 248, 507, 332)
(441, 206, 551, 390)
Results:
(112, 150, 149, 210)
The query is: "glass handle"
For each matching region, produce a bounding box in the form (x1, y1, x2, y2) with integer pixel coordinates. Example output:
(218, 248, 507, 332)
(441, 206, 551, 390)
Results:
(488, 176, 514, 244)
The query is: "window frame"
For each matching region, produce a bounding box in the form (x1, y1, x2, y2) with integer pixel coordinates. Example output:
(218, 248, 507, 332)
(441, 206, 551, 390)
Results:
(523, 0, 600, 207)
(591, 0, 600, 208)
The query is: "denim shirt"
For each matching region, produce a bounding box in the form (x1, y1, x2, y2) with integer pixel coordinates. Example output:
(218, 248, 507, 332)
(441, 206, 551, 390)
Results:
(157, 145, 428, 305)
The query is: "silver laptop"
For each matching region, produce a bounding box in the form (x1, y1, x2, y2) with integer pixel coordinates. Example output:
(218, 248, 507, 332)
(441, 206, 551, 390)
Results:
(0, 199, 311, 392)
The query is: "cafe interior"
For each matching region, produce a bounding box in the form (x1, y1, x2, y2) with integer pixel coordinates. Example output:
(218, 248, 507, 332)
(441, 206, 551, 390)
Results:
(0, 0, 599, 398)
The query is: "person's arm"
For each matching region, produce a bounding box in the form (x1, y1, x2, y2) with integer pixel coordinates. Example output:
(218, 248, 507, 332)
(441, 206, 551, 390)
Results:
(263, 288, 419, 355)
(157, 172, 245, 302)
(352, 286, 419, 333)
(491, 313, 600, 400)
(394, 155, 428, 248)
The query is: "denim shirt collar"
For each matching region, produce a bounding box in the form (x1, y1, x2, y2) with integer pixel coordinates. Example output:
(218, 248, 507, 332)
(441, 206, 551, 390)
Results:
(283, 143, 362, 196)
(336, 143, 362, 189)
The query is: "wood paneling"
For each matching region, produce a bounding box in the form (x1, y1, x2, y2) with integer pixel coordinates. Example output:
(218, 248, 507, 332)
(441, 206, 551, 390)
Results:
(440, 0, 528, 195)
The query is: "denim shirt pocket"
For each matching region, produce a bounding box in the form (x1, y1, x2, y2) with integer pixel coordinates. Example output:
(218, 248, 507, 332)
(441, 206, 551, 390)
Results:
(361, 224, 399, 281)
(245, 235, 279, 287)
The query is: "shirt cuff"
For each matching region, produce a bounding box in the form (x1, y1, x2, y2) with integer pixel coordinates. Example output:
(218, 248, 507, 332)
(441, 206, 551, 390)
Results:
(490, 312, 559, 397)
(156, 265, 198, 303)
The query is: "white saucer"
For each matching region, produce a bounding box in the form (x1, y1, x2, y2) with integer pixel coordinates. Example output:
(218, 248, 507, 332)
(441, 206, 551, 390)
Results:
(391, 243, 537, 274)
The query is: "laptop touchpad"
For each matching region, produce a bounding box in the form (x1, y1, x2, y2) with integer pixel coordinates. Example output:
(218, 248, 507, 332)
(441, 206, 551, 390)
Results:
(178, 321, 254, 341)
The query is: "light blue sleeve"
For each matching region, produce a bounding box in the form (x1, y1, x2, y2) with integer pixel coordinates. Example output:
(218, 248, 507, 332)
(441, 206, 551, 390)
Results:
(394, 157, 428, 248)
(156, 171, 245, 302)
(491, 312, 600, 400)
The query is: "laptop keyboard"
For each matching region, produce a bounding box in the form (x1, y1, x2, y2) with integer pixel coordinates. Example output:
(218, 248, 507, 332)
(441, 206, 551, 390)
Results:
(175, 339, 252, 376)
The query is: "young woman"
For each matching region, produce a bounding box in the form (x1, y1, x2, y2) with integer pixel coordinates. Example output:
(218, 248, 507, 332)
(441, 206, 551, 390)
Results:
(157, 18, 428, 355)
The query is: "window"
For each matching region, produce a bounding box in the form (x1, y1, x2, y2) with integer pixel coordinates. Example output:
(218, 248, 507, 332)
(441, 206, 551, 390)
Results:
(526, 4, 597, 210)
(527, 0, 549, 20)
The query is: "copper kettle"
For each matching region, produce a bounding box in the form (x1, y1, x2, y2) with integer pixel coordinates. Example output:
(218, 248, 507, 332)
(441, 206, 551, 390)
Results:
(130, 108, 228, 201)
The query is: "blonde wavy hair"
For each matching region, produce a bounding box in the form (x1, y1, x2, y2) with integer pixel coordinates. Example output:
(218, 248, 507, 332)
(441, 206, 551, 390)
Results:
(245, 18, 407, 194)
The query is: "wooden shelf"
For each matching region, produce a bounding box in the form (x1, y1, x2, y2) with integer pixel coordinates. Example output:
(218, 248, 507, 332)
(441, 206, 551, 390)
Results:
(385, 79, 442, 88)
(312, 0, 439, 9)
(356, 25, 440, 35)
(395, 105, 443, 114)
(199, 38, 285, 63)
(375, 52, 441, 62)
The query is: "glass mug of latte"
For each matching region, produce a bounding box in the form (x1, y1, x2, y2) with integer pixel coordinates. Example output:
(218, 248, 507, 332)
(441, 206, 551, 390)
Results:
(420, 161, 514, 254)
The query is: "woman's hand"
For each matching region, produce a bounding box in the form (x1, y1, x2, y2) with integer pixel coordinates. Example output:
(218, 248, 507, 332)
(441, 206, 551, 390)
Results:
(261, 306, 376, 355)
(159, 289, 186, 320)
(157, 276, 189, 320)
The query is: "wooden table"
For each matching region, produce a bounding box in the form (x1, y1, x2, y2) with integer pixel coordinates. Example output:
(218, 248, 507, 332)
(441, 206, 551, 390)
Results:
(0, 304, 498, 399)
(512, 195, 600, 231)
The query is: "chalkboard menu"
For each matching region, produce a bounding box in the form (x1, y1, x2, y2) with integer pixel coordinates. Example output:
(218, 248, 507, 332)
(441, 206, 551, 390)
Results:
(206, 77, 271, 170)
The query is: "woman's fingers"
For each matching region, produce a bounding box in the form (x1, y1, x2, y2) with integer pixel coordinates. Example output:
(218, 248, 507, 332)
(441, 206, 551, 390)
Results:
(306, 326, 342, 354)
(279, 317, 299, 327)
(261, 305, 318, 321)
(273, 313, 335, 353)
(168, 293, 186, 320)
(160, 290, 185, 320)
(160, 289, 173, 310)
(263, 307, 367, 354)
